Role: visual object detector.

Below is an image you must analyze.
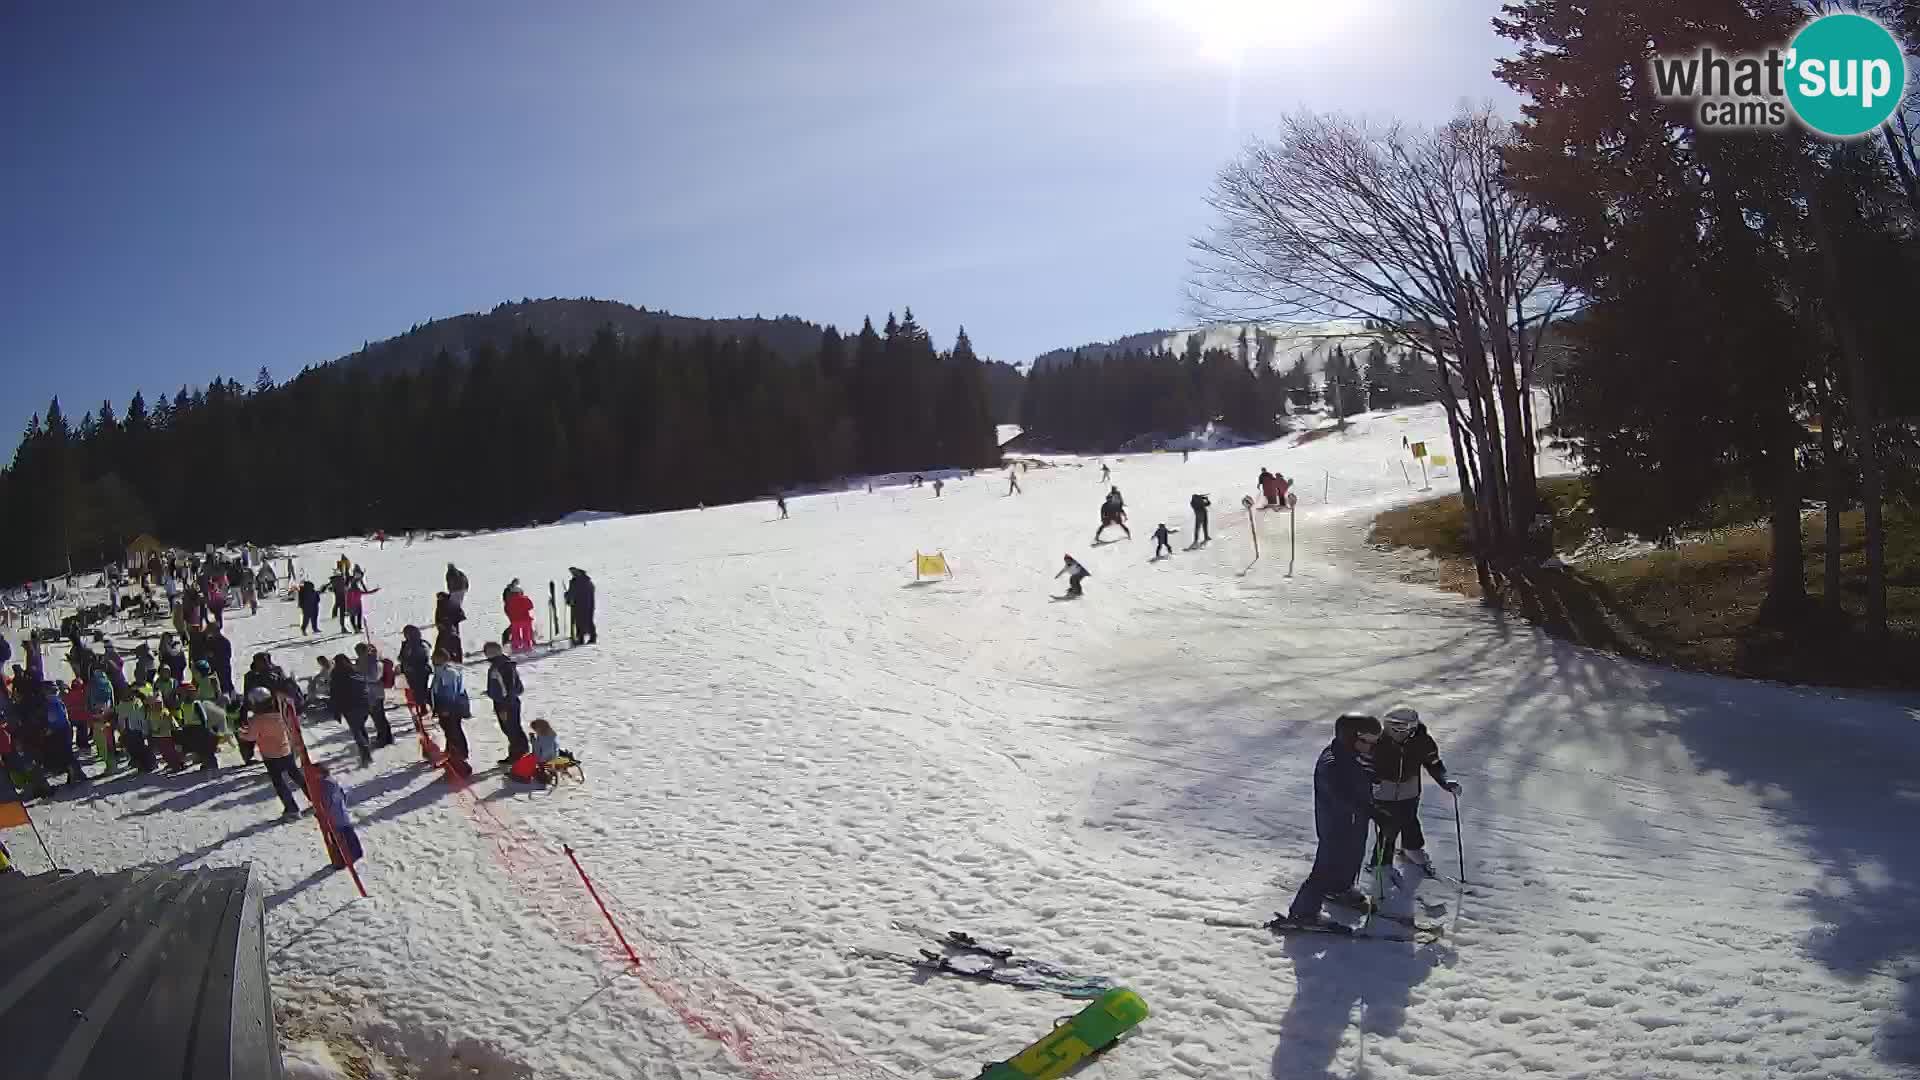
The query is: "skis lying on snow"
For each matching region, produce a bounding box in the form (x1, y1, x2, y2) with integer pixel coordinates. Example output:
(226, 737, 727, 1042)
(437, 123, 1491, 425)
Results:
(852, 923, 1115, 999)
(1204, 912, 1444, 945)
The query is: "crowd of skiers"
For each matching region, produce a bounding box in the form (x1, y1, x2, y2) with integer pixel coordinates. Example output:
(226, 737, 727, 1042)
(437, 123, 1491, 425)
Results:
(1058, 462, 1300, 598)
(0, 553, 600, 854)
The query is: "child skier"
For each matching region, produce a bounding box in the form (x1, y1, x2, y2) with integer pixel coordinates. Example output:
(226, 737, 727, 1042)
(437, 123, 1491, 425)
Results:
(1283, 712, 1385, 929)
(312, 761, 363, 866)
(1152, 524, 1173, 558)
(1055, 555, 1091, 597)
(1369, 704, 1461, 874)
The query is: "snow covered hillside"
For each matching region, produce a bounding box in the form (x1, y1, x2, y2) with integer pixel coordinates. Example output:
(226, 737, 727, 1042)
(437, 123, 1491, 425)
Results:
(14, 402, 1920, 1079)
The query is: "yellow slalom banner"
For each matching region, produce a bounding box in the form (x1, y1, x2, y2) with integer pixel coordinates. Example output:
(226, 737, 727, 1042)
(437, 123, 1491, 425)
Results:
(915, 552, 952, 580)
(1429, 453, 1450, 467)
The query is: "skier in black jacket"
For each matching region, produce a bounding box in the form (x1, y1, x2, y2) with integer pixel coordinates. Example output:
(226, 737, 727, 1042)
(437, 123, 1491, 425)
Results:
(398, 625, 433, 716)
(297, 581, 322, 635)
(1285, 712, 1386, 927)
(1370, 704, 1460, 874)
(329, 651, 373, 767)
(1190, 493, 1211, 543)
(564, 567, 596, 645)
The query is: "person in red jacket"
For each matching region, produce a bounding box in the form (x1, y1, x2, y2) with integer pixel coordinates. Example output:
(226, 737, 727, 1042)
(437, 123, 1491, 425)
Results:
(505, 587, 537, 652)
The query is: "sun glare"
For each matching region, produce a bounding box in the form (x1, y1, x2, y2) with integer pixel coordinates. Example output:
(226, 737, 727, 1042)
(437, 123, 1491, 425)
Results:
(1145, 0, 1342, 64)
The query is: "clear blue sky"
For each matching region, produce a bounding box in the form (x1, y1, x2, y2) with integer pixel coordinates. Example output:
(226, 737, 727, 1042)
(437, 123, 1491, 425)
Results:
(0, 0, 1515, 451)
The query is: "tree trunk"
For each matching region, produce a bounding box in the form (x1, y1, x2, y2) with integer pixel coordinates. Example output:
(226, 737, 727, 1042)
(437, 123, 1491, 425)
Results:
(1759, 416, 1808, 624)
(1799, 153, 1887, 637)
(1820, 409, 1843, 620)
(1434, 352, 1495, 600)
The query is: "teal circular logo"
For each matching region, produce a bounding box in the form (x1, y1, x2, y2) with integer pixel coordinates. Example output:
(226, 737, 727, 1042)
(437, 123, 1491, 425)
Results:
(1786, 13, 1908, 138)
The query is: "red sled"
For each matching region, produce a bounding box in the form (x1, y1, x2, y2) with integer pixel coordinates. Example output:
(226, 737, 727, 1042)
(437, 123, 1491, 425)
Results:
(508, 753, 539, 783)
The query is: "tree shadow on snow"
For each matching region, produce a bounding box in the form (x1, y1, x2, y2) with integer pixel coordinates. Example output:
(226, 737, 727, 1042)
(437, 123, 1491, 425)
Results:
(1271, 933, 1442, 1079)
(1090, 561, 1920, 1069)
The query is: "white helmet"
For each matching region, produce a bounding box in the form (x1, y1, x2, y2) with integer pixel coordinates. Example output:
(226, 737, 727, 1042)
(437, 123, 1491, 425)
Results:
(1382, 704, 1420, 740)
(247, 686, 274, 708)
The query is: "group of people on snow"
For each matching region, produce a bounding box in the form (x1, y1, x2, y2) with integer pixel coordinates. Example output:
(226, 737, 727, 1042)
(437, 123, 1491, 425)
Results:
(1286, 705, 1462, 930)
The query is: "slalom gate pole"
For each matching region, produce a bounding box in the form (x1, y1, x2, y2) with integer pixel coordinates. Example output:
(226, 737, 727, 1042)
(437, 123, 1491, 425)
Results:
(1454, 789, 1467, 884)
(1247, 506, 1259, 560)
(24, 807, 62, 873)
(564, 844, 642, 967)
(1288, 502, 1296, 576)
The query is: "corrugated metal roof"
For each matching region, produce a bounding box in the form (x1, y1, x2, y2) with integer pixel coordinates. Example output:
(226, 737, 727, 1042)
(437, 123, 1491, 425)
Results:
(0, 865, 282, 1080)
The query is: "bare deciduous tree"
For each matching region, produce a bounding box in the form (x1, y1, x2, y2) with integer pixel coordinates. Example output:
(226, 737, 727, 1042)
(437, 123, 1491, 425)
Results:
(1189, 106, 1573, 595)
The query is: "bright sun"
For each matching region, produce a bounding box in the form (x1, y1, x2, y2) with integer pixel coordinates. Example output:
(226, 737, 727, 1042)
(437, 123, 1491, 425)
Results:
(1145, 0, 1341, 64)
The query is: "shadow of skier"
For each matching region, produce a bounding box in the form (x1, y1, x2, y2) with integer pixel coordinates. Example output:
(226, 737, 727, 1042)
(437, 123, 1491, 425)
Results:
(1270, 931, 1441, 1079)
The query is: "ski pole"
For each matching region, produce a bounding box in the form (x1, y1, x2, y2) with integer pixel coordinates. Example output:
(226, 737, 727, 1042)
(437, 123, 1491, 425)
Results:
(1453, 788, 1467, 883)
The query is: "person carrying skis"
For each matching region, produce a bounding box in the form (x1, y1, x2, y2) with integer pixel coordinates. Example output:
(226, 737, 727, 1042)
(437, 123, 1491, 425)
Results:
(1284, 712, 1386, 928)
(1190, 493, 1211, 543)
(564, 567, 596, 645)
(297, 580, 321, 635)
(1151, 524, 1173, 559)
(1369, 704, 1460, 874)
(1055, 555, 1091, 597)
(482, 641, 530, 765)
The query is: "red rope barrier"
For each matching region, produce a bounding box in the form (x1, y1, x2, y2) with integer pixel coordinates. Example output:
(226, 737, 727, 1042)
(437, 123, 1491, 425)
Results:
(563, 844, 642, 968)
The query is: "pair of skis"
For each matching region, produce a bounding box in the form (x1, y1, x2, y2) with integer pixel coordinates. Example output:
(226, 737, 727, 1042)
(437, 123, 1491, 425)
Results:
(853, 921, 1114, 999)
(1205, 906, 1445, 945)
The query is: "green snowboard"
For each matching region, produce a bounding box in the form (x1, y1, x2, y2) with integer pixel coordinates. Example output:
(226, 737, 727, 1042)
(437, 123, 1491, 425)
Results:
(976, 987, 1148, 1079)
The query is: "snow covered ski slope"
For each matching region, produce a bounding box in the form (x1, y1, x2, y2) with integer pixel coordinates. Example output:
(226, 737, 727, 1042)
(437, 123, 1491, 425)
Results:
(20, 402, 1920, 1079)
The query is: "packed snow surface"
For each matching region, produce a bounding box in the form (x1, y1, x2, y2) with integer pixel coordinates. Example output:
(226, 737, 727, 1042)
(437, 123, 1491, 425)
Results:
(14, 402, 1920, 1078)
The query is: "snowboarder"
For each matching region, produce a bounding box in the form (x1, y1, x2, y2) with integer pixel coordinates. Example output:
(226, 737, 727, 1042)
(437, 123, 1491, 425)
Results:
(1284, 712, 1386, 928)
(564, 568, 596, 645)
(1152, 524, 1173, 558)
(1007, 468, 1021, 495)
(1055, 555, 1091, 597)
(1369, 704, 1460, 874)
(1190, 493, 1212, 543)
(482, 641, 530, 765)
(776, 495, 789, 520)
